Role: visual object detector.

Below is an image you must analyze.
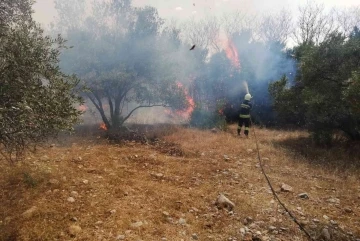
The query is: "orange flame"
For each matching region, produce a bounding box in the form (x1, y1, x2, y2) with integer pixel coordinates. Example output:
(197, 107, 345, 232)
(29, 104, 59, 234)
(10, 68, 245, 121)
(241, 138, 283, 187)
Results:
(99, 123, 107, 130)
(175, 82, 195, 119)
(164, 82, 195, 120)
(224, 39, 241, 72)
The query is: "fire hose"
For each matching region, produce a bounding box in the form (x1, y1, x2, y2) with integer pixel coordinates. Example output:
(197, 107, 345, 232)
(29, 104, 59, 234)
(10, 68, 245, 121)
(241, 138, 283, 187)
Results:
(250, 118, 315, 241)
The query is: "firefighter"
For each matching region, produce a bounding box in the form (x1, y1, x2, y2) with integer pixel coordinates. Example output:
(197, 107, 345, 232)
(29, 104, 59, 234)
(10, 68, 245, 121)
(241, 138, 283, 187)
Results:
(237, 93, 252, 137)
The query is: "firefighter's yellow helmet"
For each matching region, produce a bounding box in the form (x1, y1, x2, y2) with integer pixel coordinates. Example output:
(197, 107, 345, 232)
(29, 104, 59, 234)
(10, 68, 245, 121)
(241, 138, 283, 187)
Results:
(244, 93, 252, 101)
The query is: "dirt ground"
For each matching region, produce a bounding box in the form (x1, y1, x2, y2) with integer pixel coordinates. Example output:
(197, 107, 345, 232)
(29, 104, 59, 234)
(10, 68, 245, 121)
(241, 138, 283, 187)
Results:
(0, 124, 359, 241)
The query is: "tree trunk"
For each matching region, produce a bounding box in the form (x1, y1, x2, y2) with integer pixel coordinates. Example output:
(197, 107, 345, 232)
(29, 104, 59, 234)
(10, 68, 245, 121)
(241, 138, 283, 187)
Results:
(110, 96, 122, 130)
(87, 93, 111, 129)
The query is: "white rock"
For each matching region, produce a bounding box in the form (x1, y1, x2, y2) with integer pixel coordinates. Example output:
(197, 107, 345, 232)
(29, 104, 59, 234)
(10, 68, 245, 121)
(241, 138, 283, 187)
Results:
(330, 220, 338, 225)
(70, 191, 79, 197)
(116, 234, 125, 240)
(327, 198, 340, 204)
(215, 193, 235, 211)
(269, 226, 276, 231)
(68, 225, 81, 236)
(178, 218, 186, 225)
(131, 221, 143, 228)
(22, 206, 38, 219)
(49, 179, 59, 185)
(155, 173, 164, 178)
(67, 197, 75, 203)
(280, 183, 293, 192)
(82, 180, 89, 184)
(192, 207, 199, 212)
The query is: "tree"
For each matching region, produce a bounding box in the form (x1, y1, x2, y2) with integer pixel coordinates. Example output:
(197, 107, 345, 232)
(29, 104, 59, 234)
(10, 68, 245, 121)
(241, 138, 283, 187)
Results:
(335, 7, 360, 37)
(56, 0, 189, 130)
(53, 0, 87, 32)
(259, 9, 293, 45)
(268, 75, 306, 126)
(221, 10, 256, 38)
(0, 0, 32, 26)
(293, 1, 337, 45)
(0, 0, 82, 160)
(182, 16, 222, 53)
(270, 31, 360, 144)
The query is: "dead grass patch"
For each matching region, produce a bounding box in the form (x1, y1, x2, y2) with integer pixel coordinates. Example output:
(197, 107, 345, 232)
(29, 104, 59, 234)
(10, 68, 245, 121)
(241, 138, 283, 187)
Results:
(0, 124, 359, 241)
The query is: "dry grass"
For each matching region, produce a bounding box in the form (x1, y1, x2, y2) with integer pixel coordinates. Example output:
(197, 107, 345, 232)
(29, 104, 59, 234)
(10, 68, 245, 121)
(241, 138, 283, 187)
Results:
(0, 125, 359, 241)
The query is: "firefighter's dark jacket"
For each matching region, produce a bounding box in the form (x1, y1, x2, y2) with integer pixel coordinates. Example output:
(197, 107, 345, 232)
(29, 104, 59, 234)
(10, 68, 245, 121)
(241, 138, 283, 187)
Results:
(239, 100, 252, 118)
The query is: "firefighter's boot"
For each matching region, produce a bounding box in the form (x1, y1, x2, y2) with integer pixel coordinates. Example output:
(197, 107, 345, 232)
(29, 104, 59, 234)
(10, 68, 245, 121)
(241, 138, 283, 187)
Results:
(244, 128, 249, 137)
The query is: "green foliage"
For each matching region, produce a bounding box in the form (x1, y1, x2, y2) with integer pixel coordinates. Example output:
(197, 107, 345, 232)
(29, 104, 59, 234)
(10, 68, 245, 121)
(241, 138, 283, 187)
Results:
(268, 75, 306, 125)
(0, 0, 32, 26)
(343, 72, 360, 118)
(0, 1, 82, 160)
(23, 172, 37, 188)
(190, 106, 227, 130)
(270, 29, 360, 144)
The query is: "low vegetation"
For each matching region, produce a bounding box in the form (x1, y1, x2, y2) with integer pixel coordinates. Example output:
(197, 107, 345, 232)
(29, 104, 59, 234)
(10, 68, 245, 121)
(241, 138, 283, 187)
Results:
(0, 125, 359, 241)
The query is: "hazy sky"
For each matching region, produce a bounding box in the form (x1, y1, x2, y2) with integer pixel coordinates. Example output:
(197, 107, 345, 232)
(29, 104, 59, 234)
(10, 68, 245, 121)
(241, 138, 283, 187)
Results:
(33, 0, 359, 26)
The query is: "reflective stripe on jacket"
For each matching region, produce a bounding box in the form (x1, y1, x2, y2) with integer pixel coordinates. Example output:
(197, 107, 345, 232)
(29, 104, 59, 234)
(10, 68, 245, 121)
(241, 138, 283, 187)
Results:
(239, 100, 252, 119)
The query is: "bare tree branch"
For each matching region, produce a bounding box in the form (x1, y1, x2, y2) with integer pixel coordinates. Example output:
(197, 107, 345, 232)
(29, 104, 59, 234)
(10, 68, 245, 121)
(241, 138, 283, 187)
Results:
(121, 104, 170, 126)
(335, 6, 360, 37)
(259, 9, 293, 44)
(293, 1, 338, 45)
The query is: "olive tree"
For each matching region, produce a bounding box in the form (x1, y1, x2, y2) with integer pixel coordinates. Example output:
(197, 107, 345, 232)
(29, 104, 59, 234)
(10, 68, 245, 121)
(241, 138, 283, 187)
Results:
(0, 0, 82, 160)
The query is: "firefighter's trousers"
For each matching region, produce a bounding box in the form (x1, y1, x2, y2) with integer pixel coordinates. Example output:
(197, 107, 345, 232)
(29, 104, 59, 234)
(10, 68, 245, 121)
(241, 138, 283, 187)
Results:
(237, 117, 250, 136)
